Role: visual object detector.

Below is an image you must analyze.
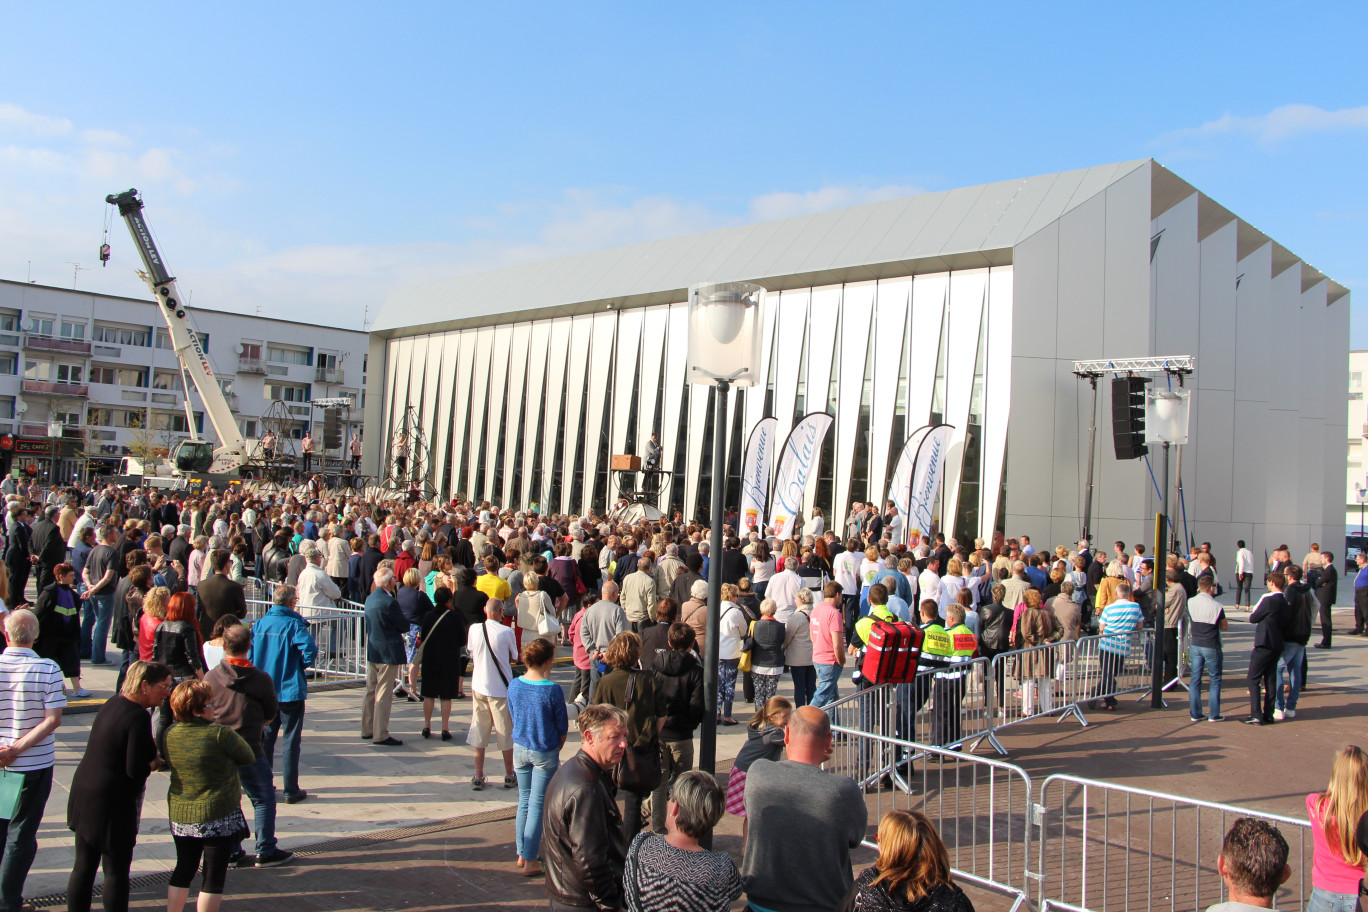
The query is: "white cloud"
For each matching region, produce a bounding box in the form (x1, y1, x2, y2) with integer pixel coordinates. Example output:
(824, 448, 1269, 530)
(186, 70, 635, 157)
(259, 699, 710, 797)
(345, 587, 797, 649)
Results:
(1154, 103, 1368, 146)
(749, 183, 925, 221)
(0, 102, 72, 137)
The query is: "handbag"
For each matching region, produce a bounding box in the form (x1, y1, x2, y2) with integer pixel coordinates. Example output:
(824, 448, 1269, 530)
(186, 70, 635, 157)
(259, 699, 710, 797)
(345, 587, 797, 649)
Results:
(737, 619, 755, 673)
(536, 593, 562, 637)
(0, 770, 22, 820)
(612, 672, 661, 795)
(410, 610, 451, 666)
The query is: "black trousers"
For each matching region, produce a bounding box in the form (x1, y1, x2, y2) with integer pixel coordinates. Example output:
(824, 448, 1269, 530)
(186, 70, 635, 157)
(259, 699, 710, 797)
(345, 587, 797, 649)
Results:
(1247, 647, 1278, 721)
(1355, 588, 1368, 634)
(1235, 573, 1253, 607)
(931, 675, 965, 746)
(1318, 589, 1335, 646)
(169, 833, 235, 893)
(1162, 628, 1180, 685)
(68, 832, 137, 912)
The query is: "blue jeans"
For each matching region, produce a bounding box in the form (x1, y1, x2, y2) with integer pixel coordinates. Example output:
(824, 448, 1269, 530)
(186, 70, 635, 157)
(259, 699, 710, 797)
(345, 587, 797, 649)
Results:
(1307, 887, 1360, 912)
(237, 754, 278, 855)
(513, 746, 559, 862)
(791, 665, 816, 707)
(80, 593, 114, 663)
(813, 663, 842, 708)
(1276, 642, 1305, 711)
(263, 700, 306, 798)
(0, 764, 52, 912)
(1188, 645, 1223, 719)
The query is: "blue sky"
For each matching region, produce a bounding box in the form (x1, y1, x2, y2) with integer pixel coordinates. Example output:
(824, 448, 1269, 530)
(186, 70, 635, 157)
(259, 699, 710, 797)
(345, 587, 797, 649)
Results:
(2, 2, 1364, 345)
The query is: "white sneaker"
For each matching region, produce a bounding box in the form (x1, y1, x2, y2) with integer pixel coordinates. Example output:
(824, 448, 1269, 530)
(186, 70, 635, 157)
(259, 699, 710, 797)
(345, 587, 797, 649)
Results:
(1285, 709, 1296, 719)
(1272, 709, 1285, 721)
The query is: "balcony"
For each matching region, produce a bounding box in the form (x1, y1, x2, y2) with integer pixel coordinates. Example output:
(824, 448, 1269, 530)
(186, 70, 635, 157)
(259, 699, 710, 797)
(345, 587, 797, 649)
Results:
(92, 343, 121, 359)
(315, 366, 345, 384)
(0, 332, 19, 347)
(150, 392, 179, 406)
(238, 356, 268, 375)
(21, 379, 88, 397)
(224, 392, 240, 411)
(23, 333, 92, 356)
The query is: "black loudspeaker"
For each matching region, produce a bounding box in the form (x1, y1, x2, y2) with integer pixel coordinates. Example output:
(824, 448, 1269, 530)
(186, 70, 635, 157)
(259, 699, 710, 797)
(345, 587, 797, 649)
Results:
(323, 409, 342, 450)
(1111, 377, 1148, 460)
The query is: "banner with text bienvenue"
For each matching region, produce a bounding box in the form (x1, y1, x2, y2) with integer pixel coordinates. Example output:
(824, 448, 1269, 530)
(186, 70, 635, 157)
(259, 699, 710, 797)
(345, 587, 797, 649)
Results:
(739, 417, 777, 534)
(886, 425, 934, 544)
(769, 412, 834, 540)
(906, 424, 955, 543)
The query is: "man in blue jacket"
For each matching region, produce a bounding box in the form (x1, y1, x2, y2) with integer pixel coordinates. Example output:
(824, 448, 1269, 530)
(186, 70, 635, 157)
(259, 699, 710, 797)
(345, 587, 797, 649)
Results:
(362, 567, 408, 746)
(251, 584, 318, 805)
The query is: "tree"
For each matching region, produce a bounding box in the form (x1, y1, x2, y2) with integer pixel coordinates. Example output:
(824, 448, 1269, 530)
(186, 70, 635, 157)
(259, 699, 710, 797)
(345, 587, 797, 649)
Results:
(125, 416, 167, 470)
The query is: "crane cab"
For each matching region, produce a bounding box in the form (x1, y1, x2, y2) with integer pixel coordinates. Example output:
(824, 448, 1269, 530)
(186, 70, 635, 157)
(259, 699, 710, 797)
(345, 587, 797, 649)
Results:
(172, 439, 213, 473)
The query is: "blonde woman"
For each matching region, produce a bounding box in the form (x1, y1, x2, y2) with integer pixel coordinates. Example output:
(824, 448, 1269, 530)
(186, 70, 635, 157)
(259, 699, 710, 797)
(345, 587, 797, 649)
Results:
(1305, 745, 1368, 911)
(843, 809, 973, 912)
(516, 573, 553, 653)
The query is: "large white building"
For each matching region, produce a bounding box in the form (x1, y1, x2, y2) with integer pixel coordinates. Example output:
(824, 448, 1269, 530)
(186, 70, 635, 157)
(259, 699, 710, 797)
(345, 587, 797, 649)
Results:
(1348, 350, 1367, 537)
(0, 279, 368, 482)
(365, 160, 1350, 564)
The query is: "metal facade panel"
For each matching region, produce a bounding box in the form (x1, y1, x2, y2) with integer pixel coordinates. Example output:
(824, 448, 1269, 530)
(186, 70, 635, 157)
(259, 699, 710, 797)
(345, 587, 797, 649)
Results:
(660, 303, 690, 485)
(762, 211, 850, 279)
(980, 267, 1013, 537)
(539, 318, 572, 510)
(801, 286, 841, 517)
(1197, 221, 1238, 392)
(501, 323, 532, 507)
(941, 269, 987, 538)
(1103, 166, 1153, 359)
(1011, 224, 1059, 359)
(518, 321, 552, 508)
(868, 278, 910, 511)
(860, 193, 953, 265)
(1151, 192, 1198, 360)
(418, 334, 444, 487)
(430, 330, 458, 498)
(833, 281, 874, 526)
(684, 376, 710, 524)
(382, 338, 402, 452)
(1012, 169, 1089, 245)
(463, 327, 495, 500)
(581, 311, 618, 513)
(388, 336, 414, 457)
(560, 315, 594, 514)
(447, 331, 478, 498)
(772, 289, 811, 455)
(1054, 194, 1107, 362)
(611, 309, 644, 460)
(828, 197, 919, 269)
(981, 176, 1059, 250)
(1233, 243, 1273, 407)
(941, 179, 1023, 255)
(896, 186, 986, 261)
(636, 306, 669, 446)
(483, 326, 513, 503)
(743, 291, 781, 438)
(907, 273, 948, 427)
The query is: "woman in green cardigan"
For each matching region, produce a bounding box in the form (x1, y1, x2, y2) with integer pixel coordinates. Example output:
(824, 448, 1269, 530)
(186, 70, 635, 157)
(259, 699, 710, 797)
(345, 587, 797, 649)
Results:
(159, 680, 254, 912)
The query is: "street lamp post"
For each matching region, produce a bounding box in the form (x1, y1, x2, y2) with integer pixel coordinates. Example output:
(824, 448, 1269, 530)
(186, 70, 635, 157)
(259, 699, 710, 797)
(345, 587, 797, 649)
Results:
(1145, 386, 1190, 708)
(685, 282, 764, 788)
(1357, 484, 1367, 540)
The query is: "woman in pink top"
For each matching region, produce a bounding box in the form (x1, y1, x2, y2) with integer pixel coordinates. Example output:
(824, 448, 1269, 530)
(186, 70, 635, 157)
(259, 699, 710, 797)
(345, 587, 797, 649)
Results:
(1306, 745, 1368, 912)
(566, 593, 594, 703)
(138, 586, 170, 662)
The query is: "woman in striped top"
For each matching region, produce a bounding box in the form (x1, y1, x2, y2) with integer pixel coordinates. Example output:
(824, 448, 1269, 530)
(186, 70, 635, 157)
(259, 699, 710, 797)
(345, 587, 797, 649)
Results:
(623, 770, 741, 912)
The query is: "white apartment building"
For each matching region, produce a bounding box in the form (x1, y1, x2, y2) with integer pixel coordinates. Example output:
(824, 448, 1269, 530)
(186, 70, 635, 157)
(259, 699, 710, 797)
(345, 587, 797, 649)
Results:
(1348, 350, 1367, 536)
(0, 279, 368, 484)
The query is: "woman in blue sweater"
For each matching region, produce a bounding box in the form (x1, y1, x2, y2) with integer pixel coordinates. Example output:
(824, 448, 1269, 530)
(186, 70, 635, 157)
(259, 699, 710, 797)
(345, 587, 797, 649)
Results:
(506, 636, 568, 877)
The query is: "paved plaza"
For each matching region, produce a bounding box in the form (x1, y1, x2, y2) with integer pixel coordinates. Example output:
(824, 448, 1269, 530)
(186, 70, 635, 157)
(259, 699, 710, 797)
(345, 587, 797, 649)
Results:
(23, 603, 1368, 910)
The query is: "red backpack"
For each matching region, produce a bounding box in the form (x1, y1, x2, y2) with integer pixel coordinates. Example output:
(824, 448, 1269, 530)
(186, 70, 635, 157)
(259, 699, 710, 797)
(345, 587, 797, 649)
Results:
(859, 618, 924, 684)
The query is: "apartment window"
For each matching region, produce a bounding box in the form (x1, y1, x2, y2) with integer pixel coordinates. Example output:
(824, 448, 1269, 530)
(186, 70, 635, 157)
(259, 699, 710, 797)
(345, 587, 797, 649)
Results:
(240, 342, 262, 360)
(23, 360, 49, 380)
(317, 352, 338, 370)
(242, 420, 257, 437)
(25, 316, 54, 336)
(117, 409, 144, 428)
(54, 410, 80, 425)
(152, 370, 182, 392)
(153, 412, 190, 433)
(0, 354, 16, 376)
(87, 407, 112, 427)
(1354, 372, 1363, 389)
(265, 382, 309, 403)
(362, 354, 367, 374)
(1351, 392, 1364, 401)
(60, 321, 85, 340)
(56, 364, 82, 384)
(155, 329, 172, 350)
(90, 367, 114, 385)
(93, 324, 150, 347)
(0, 397, 14, 419)
(0, 314, 16, 333)
(267, 346, 309, 366)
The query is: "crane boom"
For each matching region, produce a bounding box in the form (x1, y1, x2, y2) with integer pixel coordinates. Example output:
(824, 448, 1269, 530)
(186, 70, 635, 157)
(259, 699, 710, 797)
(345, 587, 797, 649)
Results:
(105, 190, 247, 472)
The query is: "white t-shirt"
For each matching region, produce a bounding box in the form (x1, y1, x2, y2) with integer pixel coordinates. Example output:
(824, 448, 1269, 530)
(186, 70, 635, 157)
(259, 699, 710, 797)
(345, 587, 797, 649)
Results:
(918, 569, 942, 607)
(467, 620, 518, 699)
(833, 551, 862, 595)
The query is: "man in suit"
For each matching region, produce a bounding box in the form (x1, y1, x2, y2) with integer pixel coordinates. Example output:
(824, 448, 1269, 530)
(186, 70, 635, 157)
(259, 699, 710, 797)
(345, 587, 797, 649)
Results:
(29, 505, 67, 593)
(645, 432, 662, 471)
(362, 567, 407, 746)
(198, 549, 247, 626)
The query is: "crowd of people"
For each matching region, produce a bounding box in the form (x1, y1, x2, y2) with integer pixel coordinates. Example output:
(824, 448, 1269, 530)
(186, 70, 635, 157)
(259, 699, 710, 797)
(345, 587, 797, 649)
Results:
(0, 477, 1363, 910)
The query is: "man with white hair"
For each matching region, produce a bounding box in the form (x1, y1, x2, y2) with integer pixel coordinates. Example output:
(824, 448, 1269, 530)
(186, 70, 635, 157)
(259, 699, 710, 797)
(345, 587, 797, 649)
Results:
(362, 568, 407, 746)
(0, 609, 65, 910)
(766, 557, 803, 623)
(297, 541, 341, 613)
(653, 543, 684, 596)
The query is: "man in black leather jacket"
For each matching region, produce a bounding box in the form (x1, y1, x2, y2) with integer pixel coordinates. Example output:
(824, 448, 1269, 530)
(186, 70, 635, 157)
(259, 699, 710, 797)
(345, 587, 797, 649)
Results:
(544, 704, 629, 911)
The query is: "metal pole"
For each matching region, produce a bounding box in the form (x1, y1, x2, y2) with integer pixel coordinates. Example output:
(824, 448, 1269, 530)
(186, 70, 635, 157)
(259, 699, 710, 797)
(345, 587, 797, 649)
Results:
(1081, 375, 1099, 543)
(1172, 443, 1184, 555)
(1151, 442, 1170, 708)
(699, 379, 728, 783)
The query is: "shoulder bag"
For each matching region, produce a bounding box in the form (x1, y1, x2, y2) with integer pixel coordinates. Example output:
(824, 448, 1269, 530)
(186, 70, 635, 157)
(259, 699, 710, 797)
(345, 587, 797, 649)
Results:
(534, 593, 561, 636)
(411, 610, 451, 666)
(479, 621, 510, 689)
(612, 672, 661, 795)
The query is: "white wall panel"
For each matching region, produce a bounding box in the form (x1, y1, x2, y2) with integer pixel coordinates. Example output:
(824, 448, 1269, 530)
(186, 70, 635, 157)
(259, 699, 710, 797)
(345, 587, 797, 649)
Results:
(805, 287, 841, 417)
(483, 327, 512, 503)
(1055, 195, 1106, 361)
(1197, 221, 1238, 391)
(833, 281, 875, 526)
(1234, 244, 1273, 405)
(1103, 165, 1153, 358)
(684, 380, 711, 523)
(448, 331, 477, 497)
(582, 311, 617, 513)
(518, 321, 552, 508)
(431, 331, 458, 498)
(501, 324, 532, 508)
(744, 290, 781, 436)
(942, 269, 987, 538)
(464, 327, 495, 499)
(772, 289, 810, 460)
(611, 309, 643, 461)
(418, 334, 444, 486)
(561, 315, 594, 514)
(407, 333, 428, 429)
(908, 274, 947, 428)
(868, 278, 910, 513)
(382, 338, 402, 452)
(539, 318, 572, 509)
(660, 304, 690, 483)
(637, 307, 669, 446)
(388, 337, 415, 458)
(980, 267, 1013, 536)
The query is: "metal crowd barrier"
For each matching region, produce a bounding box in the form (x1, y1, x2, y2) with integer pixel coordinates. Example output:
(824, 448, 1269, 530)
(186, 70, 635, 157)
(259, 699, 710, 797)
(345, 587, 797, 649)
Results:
(243, 597, 367, 684)
(1035, 775, 1313, 912)
(826, 727, 1036, 912)
(824, 657, 1007, 758)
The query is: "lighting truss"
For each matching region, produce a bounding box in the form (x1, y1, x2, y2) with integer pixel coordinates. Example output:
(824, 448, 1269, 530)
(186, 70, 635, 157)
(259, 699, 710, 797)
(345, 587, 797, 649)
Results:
(1071, 355, 1195, 376)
